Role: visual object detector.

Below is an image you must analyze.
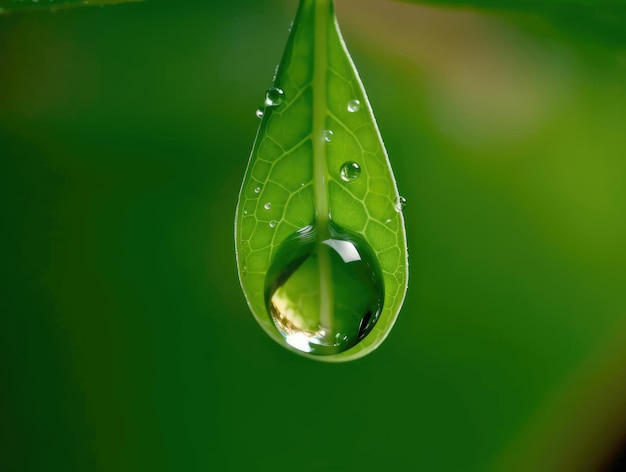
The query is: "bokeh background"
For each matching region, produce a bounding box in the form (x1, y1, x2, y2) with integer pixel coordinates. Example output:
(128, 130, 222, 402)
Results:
(1, 0, 626, 470)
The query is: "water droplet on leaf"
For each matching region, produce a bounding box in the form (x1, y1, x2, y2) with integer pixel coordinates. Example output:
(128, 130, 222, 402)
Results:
(269, 220, 277, 228)
(256, 108, 265, 119)
(394, 196, 407, 212)
(254, 186, 262, 194)
(322, 129, 334, 143)
(264, 87, 285, 107)
(340, 161, 361, 182)
(265, 224, 383, 356)
(347, 99, 360, 112)
(264, 202, 272, 210)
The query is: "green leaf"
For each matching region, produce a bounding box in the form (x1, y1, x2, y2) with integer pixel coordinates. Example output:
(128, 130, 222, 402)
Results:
(235, 0, 408, 362)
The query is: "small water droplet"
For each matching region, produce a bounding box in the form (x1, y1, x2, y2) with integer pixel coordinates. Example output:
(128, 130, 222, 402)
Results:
(394, 196, 407, 212)
(256, 108, 265, 119)
(322, 130, 334, 143)
(269, 220, 277, 228)
(242, 266, 248, 276)
(264, 202, 272, 210)
(265, 224, 383, 356)
(340, 161, 361, 182)
(347, 99, 361, 112)
(254, 186, 262, 194)
(264, 87, 284, 107)
(243, 209, 249, 215)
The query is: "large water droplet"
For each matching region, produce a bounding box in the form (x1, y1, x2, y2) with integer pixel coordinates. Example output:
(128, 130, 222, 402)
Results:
(265, 87, 285, 107)
(322, 129, 334, 143)
(264, 202, 272, 210)
(340, 161, 361, 182)
(394, 196, 407, 212)
(265, 224, 384, 356)
(347, 99, 361, 112)
(256, 108, 265, 119)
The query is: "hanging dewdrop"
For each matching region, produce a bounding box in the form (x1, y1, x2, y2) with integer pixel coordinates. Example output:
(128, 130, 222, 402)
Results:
(235, 0, 408, 362)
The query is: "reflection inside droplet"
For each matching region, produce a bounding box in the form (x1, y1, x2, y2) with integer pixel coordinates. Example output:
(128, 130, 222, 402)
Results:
(265, 224, 384, 356)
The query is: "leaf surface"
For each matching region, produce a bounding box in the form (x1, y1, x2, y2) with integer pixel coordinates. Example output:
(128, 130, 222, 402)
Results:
(235, 0, 408, 361)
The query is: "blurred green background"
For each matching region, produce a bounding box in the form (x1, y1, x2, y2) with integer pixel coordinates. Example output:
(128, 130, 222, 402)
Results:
(1, 0, 626, 471)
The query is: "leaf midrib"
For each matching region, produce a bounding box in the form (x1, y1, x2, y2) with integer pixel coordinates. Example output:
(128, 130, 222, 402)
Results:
(313, 0, 330, 234)
(312, 0, 333, 332)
